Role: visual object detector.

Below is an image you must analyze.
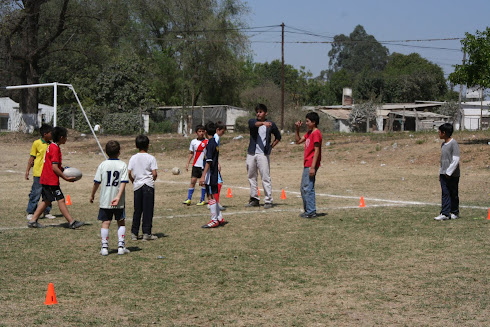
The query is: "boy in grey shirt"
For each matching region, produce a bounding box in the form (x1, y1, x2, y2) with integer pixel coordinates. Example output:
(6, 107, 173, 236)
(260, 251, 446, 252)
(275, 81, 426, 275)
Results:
(434, 123, 460, 221)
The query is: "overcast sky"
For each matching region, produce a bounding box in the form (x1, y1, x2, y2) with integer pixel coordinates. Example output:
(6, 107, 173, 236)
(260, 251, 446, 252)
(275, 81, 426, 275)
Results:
(244, 0, 490, 80)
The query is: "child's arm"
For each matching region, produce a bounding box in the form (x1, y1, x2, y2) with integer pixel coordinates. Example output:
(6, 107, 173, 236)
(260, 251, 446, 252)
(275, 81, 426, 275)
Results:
(310, 144, 320, 177)
(90, 183, 100, 203)
(185, 151, 193, 171)
(152, 169, 158, 181)
(199, 162, 210, 186)
(295, 121, 306, 144)
(25, 156, 35, 180)
(110, 182, 126, 206)
(128, 170, 134, 183)
(53, 163, 75, 182)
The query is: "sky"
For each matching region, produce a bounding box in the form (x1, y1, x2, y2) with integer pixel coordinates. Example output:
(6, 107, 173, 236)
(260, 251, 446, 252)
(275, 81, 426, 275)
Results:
(243, 0, 490, 81)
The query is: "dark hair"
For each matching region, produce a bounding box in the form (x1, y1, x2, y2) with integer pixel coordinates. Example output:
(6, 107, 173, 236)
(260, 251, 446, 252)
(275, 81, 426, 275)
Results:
(439, 123, 453, 137)
(39, 123, 53, 137)
(215, 121, 226, 131)
(306, 112, 320, 126)
(195, 124, 205, 133)
(52, 126, 67, 143)
(105, 140, 120, 158)
(255, 103, 268, 113)
(135, 135, 150, 151)
(205, 121, 216, 136)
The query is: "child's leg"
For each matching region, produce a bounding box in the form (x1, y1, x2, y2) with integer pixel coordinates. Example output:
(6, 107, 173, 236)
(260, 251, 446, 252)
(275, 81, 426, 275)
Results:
(300, 168, 308, 212)
(57, 198, 74, 224)
(215, 183, 222, 203)
(26, 177, 42, 214)
(439, 175, 451, 216)
(30, 200, 50, 222)
(132, 188, 143, 235)
(101, 220, 111, 249)
(257, 154, 273, 204)
(301, 168, 317, 215)
(448, 176, 460, 215)
(187, 177, 198, 200)
(246, 154, 259, 200)
(117, 219, 126, 247)
(141, 185, 155, 235)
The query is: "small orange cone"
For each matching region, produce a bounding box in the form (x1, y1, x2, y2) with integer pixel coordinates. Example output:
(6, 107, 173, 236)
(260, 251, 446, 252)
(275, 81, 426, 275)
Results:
(281, 189, 287, 200)
(65, 195, 72, 205)
(359, 196, 365, 208)
(44, 283, 57, 305)
(487, 208, 490, 220)
(226, 188, 232, 198)
(257, 187, 260, 196)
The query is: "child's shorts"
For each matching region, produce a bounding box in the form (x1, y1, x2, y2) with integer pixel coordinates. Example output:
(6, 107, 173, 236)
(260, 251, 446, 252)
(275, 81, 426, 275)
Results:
(97, 208, 125, 221)
(41, 185, 64, 202)
(191, 166, 203, 178)
(205, 184, 219, 196)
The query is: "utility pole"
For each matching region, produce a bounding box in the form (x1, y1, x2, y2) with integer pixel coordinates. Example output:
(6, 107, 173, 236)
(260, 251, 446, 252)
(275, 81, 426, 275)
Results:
(458, 51, 466, 131)
(281, 22, 285, 132)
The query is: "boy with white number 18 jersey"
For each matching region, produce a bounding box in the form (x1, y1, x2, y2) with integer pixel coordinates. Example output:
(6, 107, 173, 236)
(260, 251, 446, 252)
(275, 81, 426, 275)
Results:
(90, 140, 130, 256)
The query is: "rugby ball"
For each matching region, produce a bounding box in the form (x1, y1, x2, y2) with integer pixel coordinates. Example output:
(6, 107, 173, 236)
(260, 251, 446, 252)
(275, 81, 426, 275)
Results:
(172, 167, 181, 175)
(64, 167, 83, 181)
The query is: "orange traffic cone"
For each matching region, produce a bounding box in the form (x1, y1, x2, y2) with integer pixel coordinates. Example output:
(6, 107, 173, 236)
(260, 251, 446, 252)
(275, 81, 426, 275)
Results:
(65, 194, 72, 205)
(257, 187, 260, 196)
(226, 188, 232, 198)
(359, 196, 365, 208)
(487, 208, 490, 220)
(281, 189, 287, 200)
(44, 283, 57, 305)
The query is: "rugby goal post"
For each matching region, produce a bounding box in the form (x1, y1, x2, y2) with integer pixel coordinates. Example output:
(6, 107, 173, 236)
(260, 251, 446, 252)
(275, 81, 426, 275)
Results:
(1, 82, 107, 159)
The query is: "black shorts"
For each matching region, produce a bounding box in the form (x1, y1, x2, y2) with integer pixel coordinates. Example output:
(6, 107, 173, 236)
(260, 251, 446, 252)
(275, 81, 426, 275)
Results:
(97, 208, 125, 221)
(41, 185, 64, 202)
(205, 184, 219, 196)
(191, 166, 203, 178)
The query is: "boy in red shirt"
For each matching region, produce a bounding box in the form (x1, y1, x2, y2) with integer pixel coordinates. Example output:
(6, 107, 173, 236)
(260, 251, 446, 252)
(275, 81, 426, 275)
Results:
(295, 112, 322, 218)
(27, 126, 85, 229)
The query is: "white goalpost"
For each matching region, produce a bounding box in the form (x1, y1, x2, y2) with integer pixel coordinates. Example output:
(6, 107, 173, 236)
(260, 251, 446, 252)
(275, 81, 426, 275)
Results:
(2, 82, 107, 159)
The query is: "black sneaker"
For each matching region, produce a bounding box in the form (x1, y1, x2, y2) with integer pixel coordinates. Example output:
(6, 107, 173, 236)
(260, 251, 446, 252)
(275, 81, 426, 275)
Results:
(69, 220, 85, 229)
(299, 213, 317, 219)
(27, 221, 43, 228)
(245, 198, 260, 207)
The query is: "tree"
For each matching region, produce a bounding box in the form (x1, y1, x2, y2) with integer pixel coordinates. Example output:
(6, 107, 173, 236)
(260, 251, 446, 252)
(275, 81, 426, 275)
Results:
(328, 25, 388, 77)
(0, 0, 69, 129)
(349, 101, 378, 132)
(382, 53, 447, 102)
(449, 27, 490, 91)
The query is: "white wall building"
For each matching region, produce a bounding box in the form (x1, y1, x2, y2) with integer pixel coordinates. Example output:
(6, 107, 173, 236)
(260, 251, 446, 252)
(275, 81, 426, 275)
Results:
(0, 97, 54, 133)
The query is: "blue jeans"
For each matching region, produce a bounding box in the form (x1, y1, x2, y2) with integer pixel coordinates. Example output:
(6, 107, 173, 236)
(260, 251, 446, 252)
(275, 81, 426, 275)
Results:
(301, 167, 317, 215)
(26, 177, 52, 214)
(439, 174, 459, 216)
(132, 184, 155, 235)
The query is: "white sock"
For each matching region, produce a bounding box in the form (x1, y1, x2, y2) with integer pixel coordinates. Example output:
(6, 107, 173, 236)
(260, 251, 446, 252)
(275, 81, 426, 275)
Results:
(209, 199, 218, 222)
(101, 228, 109, 248)
(118, 225, 126, 247)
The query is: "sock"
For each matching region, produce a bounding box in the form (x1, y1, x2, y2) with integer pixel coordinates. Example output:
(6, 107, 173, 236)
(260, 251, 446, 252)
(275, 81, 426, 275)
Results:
(118, 225, 126, 247)
(187, 188, 195, 200)
(209, 199, 218, 222)
(215, 184, 222, 203)
(101, 228, 109, 249)
(200, 187, 206, 202)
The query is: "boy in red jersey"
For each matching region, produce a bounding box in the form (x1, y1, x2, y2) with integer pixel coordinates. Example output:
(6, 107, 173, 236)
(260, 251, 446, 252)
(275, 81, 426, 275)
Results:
(183, 125, 208, 206)
(295, 112, 322, 218)
(27, 127, 85, 229)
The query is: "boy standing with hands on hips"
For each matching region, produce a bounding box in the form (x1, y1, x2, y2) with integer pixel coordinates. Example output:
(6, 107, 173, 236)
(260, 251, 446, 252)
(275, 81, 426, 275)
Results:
(295, 112, 322, 219)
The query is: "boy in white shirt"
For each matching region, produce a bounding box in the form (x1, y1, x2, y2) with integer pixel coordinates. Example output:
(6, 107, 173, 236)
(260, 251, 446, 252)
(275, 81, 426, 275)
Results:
(128, 135, 159, 240)
(90, 140, 130, 255)
(183, 125, 208, 206)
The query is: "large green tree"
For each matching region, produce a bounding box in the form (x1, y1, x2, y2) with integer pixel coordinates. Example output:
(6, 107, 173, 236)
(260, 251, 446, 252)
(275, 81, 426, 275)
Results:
(328, 25, 389, 77)
(449, 27, 490, 93)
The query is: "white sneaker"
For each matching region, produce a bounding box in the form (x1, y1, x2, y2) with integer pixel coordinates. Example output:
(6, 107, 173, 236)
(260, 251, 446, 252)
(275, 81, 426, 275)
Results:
(118, 247, 130, 255)
(26, 214, 33, 221)
(450, 213, 459, 219)
(434, 214, 449, 221)
(44, 213, 56, 219)
(100, 247, 109, 256)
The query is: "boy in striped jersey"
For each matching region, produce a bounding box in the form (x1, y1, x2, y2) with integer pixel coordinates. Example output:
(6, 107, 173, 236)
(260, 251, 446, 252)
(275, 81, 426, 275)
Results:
(183, 125, 208, 206)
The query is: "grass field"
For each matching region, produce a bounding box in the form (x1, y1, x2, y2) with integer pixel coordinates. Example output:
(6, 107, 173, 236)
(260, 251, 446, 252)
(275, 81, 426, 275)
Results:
(1, 130, 489, 326)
